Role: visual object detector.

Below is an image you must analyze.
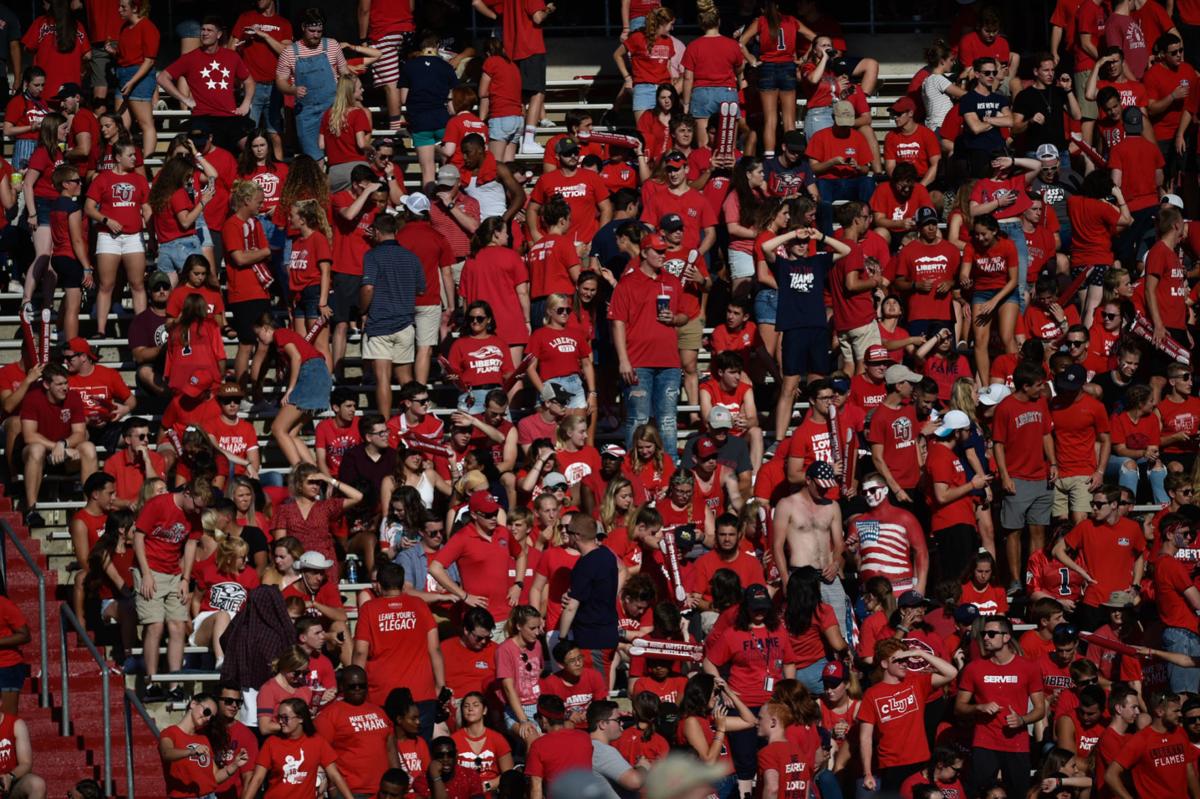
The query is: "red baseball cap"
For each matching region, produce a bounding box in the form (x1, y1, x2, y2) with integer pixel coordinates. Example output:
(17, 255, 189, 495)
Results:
(64, 337, 96, 361)
(865, 345, 890, 364)
(642, 233, 669, 252)
(468, 491, 500, 515)
(821, 661, 847, 685)
(695, 436, 720, 460)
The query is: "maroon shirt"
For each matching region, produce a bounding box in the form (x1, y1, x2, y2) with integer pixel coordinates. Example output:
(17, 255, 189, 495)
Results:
(20, 386, 85, 441)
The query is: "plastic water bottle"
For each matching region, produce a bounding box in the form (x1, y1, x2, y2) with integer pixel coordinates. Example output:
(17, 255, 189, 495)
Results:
(346, 555, 360, 583)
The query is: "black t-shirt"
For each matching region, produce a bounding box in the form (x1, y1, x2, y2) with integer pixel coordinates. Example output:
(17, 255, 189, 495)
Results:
(959, 89, 1010, 152)
(240, 525, 268, 563)
(774, 251, 833, 332)
(568, 546, 619, 650)
(1012, 85, 1071, 149)
(128, 308, 168, 368)
(1091, 371, 1131, 414)
(1030, 175, 1080, 236)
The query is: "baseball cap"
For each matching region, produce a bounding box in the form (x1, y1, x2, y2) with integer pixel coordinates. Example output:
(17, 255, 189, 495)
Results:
(1051, 623, 1079, 644)
(806, 460, 838, 489)
(1122, 105, 1144, 133)
(1035, 143, 1060, 161)
(600, 444, 627, 460)
(1103, 590, 1136, 609)
(659, 213, 684, 233)
(743, 583, 772, 612)
(663, 150, 687, 167)
(400, 193, 430, 216)
(954, 603, 981, 625)
(782, 130, 807, 152)
(468, 490, 501, 515)
(543, 472, 568, 489)
(297, 551, 334, 571)
(675, 523, 699, 550)
(933, 409, 971, 437)
(1054, 364, 1087, 394)
(865, 345, 891, 364)
(435, 164, 460, 187)
(147, 271, 172, 291)
(1163, 193, 1186, 210)
(707, 406, 734, 430)
(555, 136, 581, 157)
(889, 96, 916, 115)
(978, 383, 1011, 406)
(832, 100, 856, 126)
(63, 337, 96, 361)
(216, 382, 245, 400)
(914, 206, 939, 227)
(821, 661, 847, 686)
(884, 363, 922, 386)
(643, 754, 731, 799)
(695, 436, 720, 460)
(180, 371, 216, 399)
(898, 589, 933, 608)
(642, 232, 669, 253)
(55, 82, 83, 100)
(540, 382, 573, 406)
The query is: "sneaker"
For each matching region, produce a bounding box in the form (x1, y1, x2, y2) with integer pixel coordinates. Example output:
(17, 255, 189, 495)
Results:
(538, 118, 556, 128)
(1006, 580, 1022, 596)
(142, 684, 167, 702)
(23, 510, 45, 528)
(166, 686, 188, 703)
(521, 138, 545, 156)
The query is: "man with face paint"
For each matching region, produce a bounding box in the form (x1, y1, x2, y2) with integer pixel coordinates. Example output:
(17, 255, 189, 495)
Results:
(1153, 512, 1200, 692)
(847, 473, 928, 595)
(773, 461, 849, 637)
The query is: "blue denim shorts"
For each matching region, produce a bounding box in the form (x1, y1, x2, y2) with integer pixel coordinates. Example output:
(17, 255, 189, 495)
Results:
(290, 358, 333, 411)
(156, 235, 202, 273)
(488, 115, 523, 144)
(757, 61, 797, 92)
(632, 83, 658, 112)
(176, 19, 201, 39)
(195, 216, 213, 249)
(34, 196, 54, 228)
(754, 287, 778, 325)
(116, 64, 156, 102)
(10, 140, 35, 171)
(295, 284, 321, 319)
(690, 86, 737, 119)
(547, 373, 587, 410)
(971, 288, 1018, 307)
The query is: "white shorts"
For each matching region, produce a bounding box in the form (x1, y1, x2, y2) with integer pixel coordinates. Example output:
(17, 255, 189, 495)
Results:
(363, 325, 416, 364)
(188, 609, 219, 645)
(415, 305, 441, 348)
(97, 231, 145, 256)
(729, 249, 756, 280)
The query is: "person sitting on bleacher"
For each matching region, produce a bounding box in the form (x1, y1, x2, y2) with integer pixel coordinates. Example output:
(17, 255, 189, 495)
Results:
(295, 616, 338, 691)
(209, 682, 259, 799)
(18, 363, 98, 528)
(62, 337, 137, 454)
(102, 417, 165, 510)
(69, 472, 115, 623)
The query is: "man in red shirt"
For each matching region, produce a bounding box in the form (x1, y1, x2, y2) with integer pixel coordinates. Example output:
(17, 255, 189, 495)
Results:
(313, 666, 393, 798)
(19, 363, 98, 528)
(868, 364, 923, 507)
(1153, 515, 1200, 692)
(830, 202, 887, 373)
(102, 417, 166, 509)
(884, 98, 942, 185)
(685, 513, 765, 609)
(63, 337, 135, 452)
(525, 695, 594, 799)
(206, 383, 260, 478)
(155, 18, 254, 151)
(1107, 690, 1200, 799)
(1053, 485, 1146, 631)
(994, 362, 1057, 591)
(528, 138, 612, 244)
(429, 491, 527, 627)
(352, 561, 443, 738)
(1111, 106, 1166, 266)
(955, 615, 1046, 798)
(1049, 364, 1111, 524)
(1144, 33, 1198, 181)
(1145, 204, 1188, 348)
(808, 101, 876, 206)
(331, 165, 386, 374)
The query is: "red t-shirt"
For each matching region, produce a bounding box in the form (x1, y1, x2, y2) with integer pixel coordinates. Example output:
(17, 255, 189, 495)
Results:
(895, 237, 961, 322)
(314, 419, 360, 475)
(395, 220, 454, 307)
(808, 128, 873, 180)
(458, 246, 531, 347)
(273, 327, 323, 364)
(829, 240, 878, 332)
(233, 11, 294, 83)
(1159, 396, 1200, 454)
(116, 16, 159, 66)
(964, 237, 1019, 292)
(531, 168, 610, 243)
(757, 739, 812, 799)
(624, 31, 675, 85)
(69, 108, 101, 174)
(192, 560, 259, 613)
(481, 56, 523, 118)
(527, 326, 591, 381)
(257, 735, 336, 799)
(502, 0, 547, 61)
(869, 182, 934, 225)
(354, 594, 437, 705)
(162, 724, 217, 798)
(961, 582, 1009, 616)
(859, 672, 935, 767)
(86, 170, 150, 233)
(1114, 724, 1197, 799)
(1145, 61, 1200, 140)
(539, 668, 606, 725)
(67, 365, 132, 425)
(319, 107, 371, 167)
(927, 443, 976, 529)
(959, 655, 1042, 752)
(166, 48, 250, 117)
(440, 637, 497, 698)
(154, 189, 197, 244)
(640, 183, 717, 254)
(27, 146, 64, 200)
(1067, 195, 1121, 265)
(22, 18, 90, 96)
(867, 404, 922, 489)
(2, 94, 47, 142)
(1154, 553, 1199, 633)
(992, 394, 1053, 480)
(681, 35, 743, 87)
(1111, 409, 1162, 453)
(331, 189, 379, 277)
(313, 700, 391, 795)
(706, 625, 795, 707)
(243, 164, 289, 217)
(1063, 517, 1145, 606)
(1145, 241, 1188, 330)
(135, 493, 200, 575)
(757, 15, 804, 63)
(223, 214, 271, 304)
(20, 386, 84, 442)
(525, 728, 594, 785)
(1110, 135, 1164, 211)
(608, 266, 684, 369)
(526, 234, 580, 299)
(787, 603, 839, 667)
(1050, 394, 1109, 477)
(448, 334, 512, 387)
(287, 229, 333, 293)
(884, 126, 941, 177)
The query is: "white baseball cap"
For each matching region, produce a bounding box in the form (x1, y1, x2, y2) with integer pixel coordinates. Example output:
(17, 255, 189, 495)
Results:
(934, 409, 972, 437)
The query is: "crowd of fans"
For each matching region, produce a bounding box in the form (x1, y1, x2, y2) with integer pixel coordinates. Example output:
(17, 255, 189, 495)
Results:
(9, 0, 1200, 797)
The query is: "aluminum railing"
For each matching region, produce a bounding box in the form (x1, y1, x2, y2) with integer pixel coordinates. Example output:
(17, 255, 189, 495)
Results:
(59, 604, 113, 797)
(122, 689, 161, 799)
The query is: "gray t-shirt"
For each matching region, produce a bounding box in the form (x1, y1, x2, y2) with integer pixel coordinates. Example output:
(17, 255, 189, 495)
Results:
(591, 739, 634, 799)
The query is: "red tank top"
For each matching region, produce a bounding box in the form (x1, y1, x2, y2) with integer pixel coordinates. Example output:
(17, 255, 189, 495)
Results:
(0, 714, 18, 775)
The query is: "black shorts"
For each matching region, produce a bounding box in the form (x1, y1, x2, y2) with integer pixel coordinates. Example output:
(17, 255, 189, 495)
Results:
(781, 327, 830, 377)
(331, 272, 362, 324)
(518, 53, 547, 96)
(228, 299, 272, 344)
(51, 255, 83, 289)
(192, 115, 251, 154)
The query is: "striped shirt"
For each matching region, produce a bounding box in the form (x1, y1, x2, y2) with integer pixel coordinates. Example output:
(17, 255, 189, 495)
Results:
(275, 37, 346, 82)
(361, 240, 425, 336)
(848, 505, 922, 592)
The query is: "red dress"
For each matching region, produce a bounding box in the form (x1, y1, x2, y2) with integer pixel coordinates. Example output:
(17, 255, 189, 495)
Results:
(270, 498, 345, 580)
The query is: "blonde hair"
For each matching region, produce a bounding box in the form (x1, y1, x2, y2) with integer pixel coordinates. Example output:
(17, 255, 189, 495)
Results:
(230, 179, 263, 211)
(326, 75, 361, 137)
(555, 415, 586, 448)
(215, 536, 249, 574)
(504, 605, 541, 638)
(271, 645, 310, 676)
(201, 509, 226, 540)
(949, 377, 980, 426)
(599, 476, 634, 533)
(293, 198, 333, 242)
(543, 292, 572, 326)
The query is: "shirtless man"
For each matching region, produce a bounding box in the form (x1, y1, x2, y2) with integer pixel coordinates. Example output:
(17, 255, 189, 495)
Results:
(773, 460, 849, 635)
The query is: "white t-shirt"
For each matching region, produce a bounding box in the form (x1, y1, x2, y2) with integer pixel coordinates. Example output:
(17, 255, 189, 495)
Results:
(922, 73, 955, 130)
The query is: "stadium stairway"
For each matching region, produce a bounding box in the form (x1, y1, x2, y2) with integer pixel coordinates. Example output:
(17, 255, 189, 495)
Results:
(0, 490, 166, 799)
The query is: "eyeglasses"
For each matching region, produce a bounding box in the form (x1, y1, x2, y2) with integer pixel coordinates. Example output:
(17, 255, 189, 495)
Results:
(219, 697, 244, 707)
(982, 630, 1006, 638)
(369, 429, 388, 438)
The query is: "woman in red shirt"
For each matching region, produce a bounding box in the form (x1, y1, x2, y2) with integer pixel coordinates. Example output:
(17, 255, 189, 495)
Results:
(479, 38, 524, 163)
(441, 86, 488, 170)
(677, 673, 755, 798)
(959, 213, 1020, 384)
(190, 536, 259, 667)
(2, 67, 49, 170)
(166, 254, 225, 322)
(147, 156, 209, 313)
(615, 7, 677, 122)
(528, 293, 596, 417)
(1067, 171, 1133, 324)
(21, 0, 90, 99)
(624, 423, 676, 503)
(1109, 383, 1168, 502)
(319, 75, 372, 188)
(252, 313, 335, 466)
(111, 0, 160, 158)
(90, 112, 147, 180)
(243, 698, 352, 799)
(555, 416, 601, 490)
(452, 692, 514, 793)
(237, 130, 290, 269)
(285, 200, 333, 357)
(160, 694, 245, 798)
(681, 3, 743, 150)
(637, 85, 677, 164)
(959, 551, 1009, 616)
(458, 218, 531, 368)
(165, 294, 225, 400)
(21, 112, 68, 261)
(225, 183, 274, 382)
(740, 3, 813, 156)
(448, 300, 514, 413)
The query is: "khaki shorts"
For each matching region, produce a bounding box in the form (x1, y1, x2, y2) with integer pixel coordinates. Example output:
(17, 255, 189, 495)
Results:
(1053, 474, 1093, 517)
(415, 304, 441, 348)
(1074, 70, 1097, 119)
(678, 316, 703, 351)
(133, 569, 187, 624)
(363, 326, 416, 364)
(838, 321, 882, 369)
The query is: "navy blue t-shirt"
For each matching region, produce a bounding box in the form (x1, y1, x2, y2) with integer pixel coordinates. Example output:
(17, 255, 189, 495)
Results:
(774, 251, 834, 332)
(763, 155, 815, 198)
(567, 545, 619, 650)
(398, 55, 458, 133)
(958, 89, 1010, 153)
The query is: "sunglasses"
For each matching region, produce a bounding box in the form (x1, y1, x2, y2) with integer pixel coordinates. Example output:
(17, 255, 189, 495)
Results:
(1119, 499, 1134, 506)
(979, 70, 998, 76)
(519, 652, 535, 672)
(219, 697, 244, 707)
(1067, 339, 1087, 347)
(220, 398, 241, 405)
(1187, 716, 1200, 724)
(289, 669, 308, 679)
(411, 397, 431, 406)
(982, 630, 1006, 638)
(1102, 313, 1119, 320)
(130, 433, 148, 440)
(1169, 48, 1185, 55)
(192, 704, 214, 718)
(306, 480, 323, 487)
(1091, 500, 1111, 509)
(476, 510, 499, 520)
(1177, 375, 1195, 382)
(551, 307, 570, 315)
(468, 315, 489, 323)
(1180, 489, 1196, 496)
(666, 165, 685, 173)
(343, 683, 367, 691)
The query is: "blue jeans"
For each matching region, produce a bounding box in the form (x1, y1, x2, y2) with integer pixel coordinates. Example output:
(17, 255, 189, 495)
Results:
(1106, 454, 1167, 504)
(818, 176, 876, 206)
(624, 367, 682, 464)
(804, 105, 833, 139)
(998, 218, 1030, 311)
(1162, 626, 1200, 693)
(248, 82, 283, 133)
(796, 659, 827, 696)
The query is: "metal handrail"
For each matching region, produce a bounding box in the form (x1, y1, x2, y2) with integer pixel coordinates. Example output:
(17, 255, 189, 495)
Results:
(59, 604, 112, 797)
(122, 689, 160, 799)
(0, 520, 49, 707)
